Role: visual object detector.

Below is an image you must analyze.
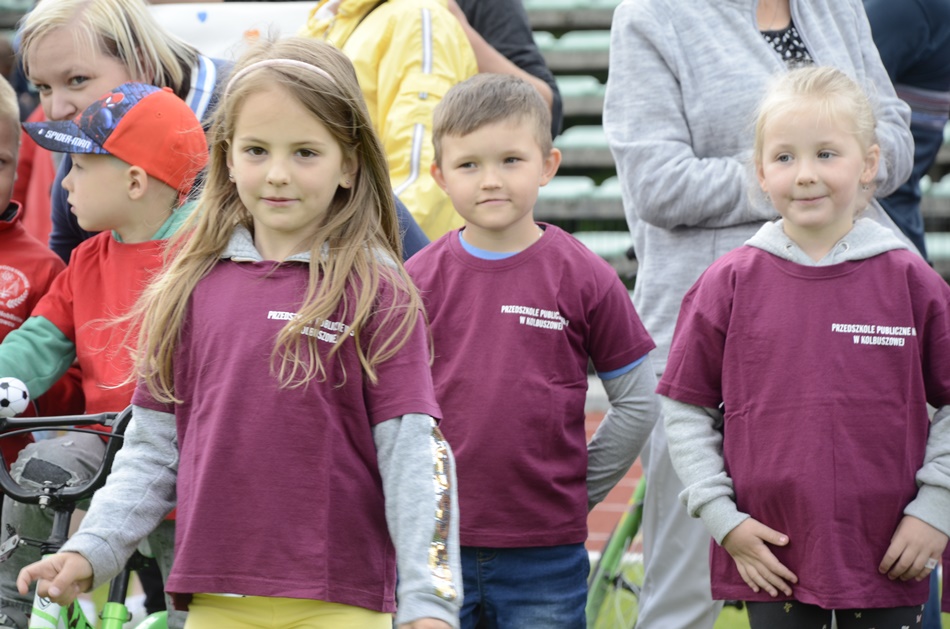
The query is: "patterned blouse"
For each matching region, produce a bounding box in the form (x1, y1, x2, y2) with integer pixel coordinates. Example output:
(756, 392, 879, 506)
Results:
(762, 21, 813, 67)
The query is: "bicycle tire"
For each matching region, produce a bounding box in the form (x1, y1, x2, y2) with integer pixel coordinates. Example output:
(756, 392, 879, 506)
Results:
(586, 475, 646, 629)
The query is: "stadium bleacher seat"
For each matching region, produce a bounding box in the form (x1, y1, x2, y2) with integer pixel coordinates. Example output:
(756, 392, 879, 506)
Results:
(927, 232, 950, 259)
(554, 124, 613, 169)
(572, 232, 635, 277)
(532, 30, 557, 50)
(536, 175, 624, 222)
(535, 176, 595, 221)
(526, 0, 618, 31)
(541, 30, 610, 74)
(556, 75, 606, 117)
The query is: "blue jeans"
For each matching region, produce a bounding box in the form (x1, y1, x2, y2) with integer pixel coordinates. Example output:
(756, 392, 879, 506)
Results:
(923, 568, 941, 629)
(460, 544, 588, 629)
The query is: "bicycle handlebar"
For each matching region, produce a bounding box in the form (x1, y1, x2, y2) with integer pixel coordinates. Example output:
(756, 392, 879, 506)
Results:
(0, 408, 133, 506)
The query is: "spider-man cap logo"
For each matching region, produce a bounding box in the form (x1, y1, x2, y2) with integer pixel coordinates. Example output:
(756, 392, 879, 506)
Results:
(24, 82, 208, 194)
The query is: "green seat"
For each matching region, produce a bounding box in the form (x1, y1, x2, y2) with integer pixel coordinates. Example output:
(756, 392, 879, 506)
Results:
(525, 0, 586, 11)
(555, 75, 604, 99)
(532, 31, 556, 51)
(555, 125, 609, 150)
(572, 231, 632, 259)
(554, 30, 612, 52)
(592, 176, 623, 200)
(929, 175, 950, 199)
(538, 176, 596, 200)
(540, 31, 610, 73)
(925, 232, 950, 260)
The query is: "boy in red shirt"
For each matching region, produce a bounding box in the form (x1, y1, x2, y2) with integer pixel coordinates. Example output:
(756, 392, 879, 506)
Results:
(0, 76, 81, 466)
(0, 82, 207, 629)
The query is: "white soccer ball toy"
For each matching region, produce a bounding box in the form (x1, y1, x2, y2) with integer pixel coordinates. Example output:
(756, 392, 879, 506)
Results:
(0, 377, 29, 418)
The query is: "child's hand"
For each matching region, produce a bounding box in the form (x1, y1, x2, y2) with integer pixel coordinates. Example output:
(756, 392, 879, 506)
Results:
(721, 518, 797, 597)
(879, 515, 949, 582)
(398, 620, 452, 629)
(17, 552, 93, 606)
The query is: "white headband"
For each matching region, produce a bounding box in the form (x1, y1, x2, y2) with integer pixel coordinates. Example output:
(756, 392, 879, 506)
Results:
(224, 59, 336, 97)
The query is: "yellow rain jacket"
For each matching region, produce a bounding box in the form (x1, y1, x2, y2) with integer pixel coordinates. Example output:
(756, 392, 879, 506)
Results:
(302, 0, 477, 240)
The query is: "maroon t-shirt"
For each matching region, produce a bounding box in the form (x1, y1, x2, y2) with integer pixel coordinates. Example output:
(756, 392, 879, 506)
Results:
(133, 260, 441, 612)
(406, 225, 655, 547)
(658, 246, 950, 609)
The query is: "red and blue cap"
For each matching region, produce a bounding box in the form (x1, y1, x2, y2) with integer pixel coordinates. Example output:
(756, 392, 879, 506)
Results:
(24, 82, 209, 194)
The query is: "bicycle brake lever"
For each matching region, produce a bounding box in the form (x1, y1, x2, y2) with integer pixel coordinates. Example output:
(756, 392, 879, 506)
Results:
(0, 533, 17, 562)
(0, 534, 50, 561)
(0, 524, 49, 563)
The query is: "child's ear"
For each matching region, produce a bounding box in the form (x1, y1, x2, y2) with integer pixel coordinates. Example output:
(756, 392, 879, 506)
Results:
(127, 165, 149, 200)
(431, 161, 448, 192)
(756, 161, 769, 194)
(539, 148, 562, 186)
(861, 143, 881, 187)
(340, 155, 359, 189)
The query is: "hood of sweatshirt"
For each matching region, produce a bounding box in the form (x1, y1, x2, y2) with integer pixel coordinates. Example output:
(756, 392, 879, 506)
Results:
(745, 217, 909, 266)
(222, 224, 398, 270)
(221, 224, 313, 263)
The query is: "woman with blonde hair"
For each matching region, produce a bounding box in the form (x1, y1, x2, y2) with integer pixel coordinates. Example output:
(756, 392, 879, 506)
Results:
(16, 0, 228, 264)
(18, 0, 428, 265)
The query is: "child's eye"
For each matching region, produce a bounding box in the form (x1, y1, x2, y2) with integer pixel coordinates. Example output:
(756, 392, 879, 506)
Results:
(32, 83, 51, 96)
(817, 150, 833, 159)
(503, 157, 521, 164)
(245, 147, 266, 156)
(67, 76, 89, 88)
(458, 162, 476, 169)
(776, 154, 792, 163)
(296, 149, 317, 158)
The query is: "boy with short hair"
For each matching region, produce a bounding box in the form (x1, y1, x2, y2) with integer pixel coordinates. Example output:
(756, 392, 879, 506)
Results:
(405, 73, 660, 627)
(0, 82, 207, 628)
(0, 76, 84, 468)
(0, 79, 61, 343)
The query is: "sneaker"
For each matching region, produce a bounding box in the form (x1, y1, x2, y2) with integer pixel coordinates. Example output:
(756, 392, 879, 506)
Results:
(0, 608, 27, 629)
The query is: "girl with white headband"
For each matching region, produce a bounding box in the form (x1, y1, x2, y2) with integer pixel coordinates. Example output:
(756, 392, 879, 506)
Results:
(17, 37, 462, 629)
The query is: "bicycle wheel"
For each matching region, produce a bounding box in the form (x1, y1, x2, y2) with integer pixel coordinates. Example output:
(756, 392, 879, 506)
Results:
(586, 475, 646, 629)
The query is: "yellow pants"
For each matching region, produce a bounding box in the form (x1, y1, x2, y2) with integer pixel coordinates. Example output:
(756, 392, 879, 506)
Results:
(183, 593, 392, 629)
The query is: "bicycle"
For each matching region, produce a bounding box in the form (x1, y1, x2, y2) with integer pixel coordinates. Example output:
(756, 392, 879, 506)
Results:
(586, 474, 746, 629)
(586, 475, 646, 629)
(0, 407, 168, 629)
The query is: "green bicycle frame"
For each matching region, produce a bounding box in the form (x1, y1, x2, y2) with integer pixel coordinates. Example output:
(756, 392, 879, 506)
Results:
(585, 475, 647, 627)
(27, 555, 168, 629)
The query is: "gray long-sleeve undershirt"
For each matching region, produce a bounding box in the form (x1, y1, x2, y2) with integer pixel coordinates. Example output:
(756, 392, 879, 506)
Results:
(587, 356, 660, 511)
(61, 406, 462, 627)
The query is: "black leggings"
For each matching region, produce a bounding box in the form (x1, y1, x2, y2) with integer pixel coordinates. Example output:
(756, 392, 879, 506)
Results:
(746, 601, 924, 629)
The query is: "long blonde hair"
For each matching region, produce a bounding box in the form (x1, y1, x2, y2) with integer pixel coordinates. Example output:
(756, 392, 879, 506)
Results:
(18, 0, 199, 98)
(134, 37, 420, 404)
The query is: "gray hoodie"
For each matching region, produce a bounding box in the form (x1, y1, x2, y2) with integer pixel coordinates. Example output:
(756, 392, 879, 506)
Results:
(61, 226, 463, 628)
(663, 218, 950, 544)
(604, 0, 915, 374)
